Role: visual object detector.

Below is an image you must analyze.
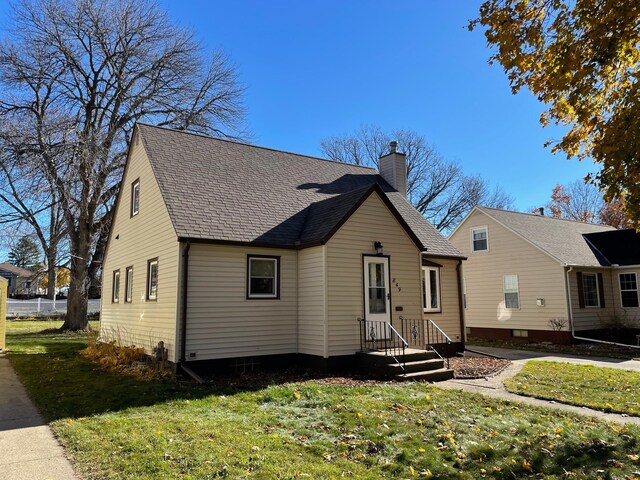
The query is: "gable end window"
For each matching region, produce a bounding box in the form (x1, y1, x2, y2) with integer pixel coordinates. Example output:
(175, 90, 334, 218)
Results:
(112, 270, 120, 303)
(247, 256, 280, 299)
(577, 272, 604, 308)
(131, 179, 140, 217)
(619, 273, 639, 308)
(146, 258, 158, 301)
(125, 266, 133, 303)
(471, 226, 488, 252)
(503, 274, 519, 309)
(422, 266, 441, 312)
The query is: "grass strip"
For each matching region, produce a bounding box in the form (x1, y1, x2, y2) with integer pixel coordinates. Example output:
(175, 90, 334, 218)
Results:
(505, 360, 640, 417)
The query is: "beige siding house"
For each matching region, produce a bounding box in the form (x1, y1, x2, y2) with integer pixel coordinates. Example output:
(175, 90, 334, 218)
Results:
(0, 263, 38, 298)
(450, 207, 640, 344)
(101, 124, 465, 374)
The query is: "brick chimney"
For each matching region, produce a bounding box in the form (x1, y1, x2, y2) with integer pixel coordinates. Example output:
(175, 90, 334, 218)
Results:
(379, 141, 407, 197)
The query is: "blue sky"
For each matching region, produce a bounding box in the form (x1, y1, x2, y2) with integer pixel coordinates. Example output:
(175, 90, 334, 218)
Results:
(156, 0, 595, 210)
(0, 0, 596, 243)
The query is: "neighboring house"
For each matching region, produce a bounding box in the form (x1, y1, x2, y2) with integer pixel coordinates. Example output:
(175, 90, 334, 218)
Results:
(100, 124, 466, 375)
(0, 263, 37, 298)
(450, 206, 640, 344)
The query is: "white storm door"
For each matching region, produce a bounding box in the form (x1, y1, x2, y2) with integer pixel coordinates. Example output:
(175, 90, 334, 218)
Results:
(363, 256, 391, 322)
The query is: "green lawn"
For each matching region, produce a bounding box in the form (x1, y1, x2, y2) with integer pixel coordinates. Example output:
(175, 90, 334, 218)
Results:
(7, 321, 640, 479)
(505, 360, 640, 416)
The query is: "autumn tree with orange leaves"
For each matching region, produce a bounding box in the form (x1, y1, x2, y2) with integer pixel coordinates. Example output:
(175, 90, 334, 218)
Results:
(472, 0, 640, 225)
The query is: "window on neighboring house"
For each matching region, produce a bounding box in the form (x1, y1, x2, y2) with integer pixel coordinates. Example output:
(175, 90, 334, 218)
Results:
(131, 179, 140, 216)
(422, 266, 441, 312)
(125, 266, 133, 303)
(112, 270, 120, 303)
(471, 226, 488, 252)
(503, 274, 520, 309)
(619, 273, 639, 308)
(581, 272, 600, 307)
(146, 258, 158, 300)
(512, 329, 528, 338)
(247, 256, 279, 299)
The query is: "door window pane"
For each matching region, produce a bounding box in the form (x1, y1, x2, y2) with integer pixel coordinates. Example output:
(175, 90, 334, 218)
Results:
(429, 269, 438, 309)
(368, 262, 386, 314)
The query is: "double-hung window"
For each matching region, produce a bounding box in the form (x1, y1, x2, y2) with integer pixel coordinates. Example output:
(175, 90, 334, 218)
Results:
(582, 273, 600, 307)
(125, 266, 133, 303)
(619, 273, 639, 308)
(112, 270, 120, 303)
(503, 274, 519, 309)
(422, 266, 441, 312)
(146, 258, 158, 301)
(247, 256, 280, 299)
(471, 226, 488, 252)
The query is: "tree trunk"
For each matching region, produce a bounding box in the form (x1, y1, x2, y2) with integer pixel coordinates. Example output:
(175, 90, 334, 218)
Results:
(46, 252, 56, 300)
(87, 226, 108, 299)
(60, 227, 91, 331)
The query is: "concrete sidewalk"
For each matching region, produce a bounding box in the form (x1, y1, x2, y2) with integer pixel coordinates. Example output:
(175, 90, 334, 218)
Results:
(0, 352, 76, 480)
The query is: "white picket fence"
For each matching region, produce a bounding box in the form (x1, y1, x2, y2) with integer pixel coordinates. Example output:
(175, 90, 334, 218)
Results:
(6, 298, 101, 318)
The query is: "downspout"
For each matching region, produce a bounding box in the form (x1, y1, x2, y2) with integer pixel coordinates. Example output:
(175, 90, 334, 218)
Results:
(178, 241, 204, 383)
(180, 241, 191, 363)
(565, 266, 574, 338)
(456, 260, 465, 350)
(567, 264, 640, 348)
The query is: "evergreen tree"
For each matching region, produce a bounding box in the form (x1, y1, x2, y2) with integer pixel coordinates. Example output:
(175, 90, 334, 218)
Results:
(7, 236, 41, 270)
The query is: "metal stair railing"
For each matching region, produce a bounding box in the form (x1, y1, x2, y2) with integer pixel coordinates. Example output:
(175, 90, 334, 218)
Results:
(426, 318, 452, 369)
(358, 318, 408, 371)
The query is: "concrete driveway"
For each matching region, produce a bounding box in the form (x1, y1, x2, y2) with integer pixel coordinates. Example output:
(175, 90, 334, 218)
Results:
(466, 345, 640, 372)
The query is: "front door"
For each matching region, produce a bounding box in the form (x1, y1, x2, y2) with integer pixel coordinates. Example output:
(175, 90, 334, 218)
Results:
(363, 256, 391, 322)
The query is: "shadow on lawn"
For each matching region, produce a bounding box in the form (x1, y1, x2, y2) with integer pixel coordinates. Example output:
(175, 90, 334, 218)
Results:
(7, 330, 375, 423)
(7, 330, 264, 422)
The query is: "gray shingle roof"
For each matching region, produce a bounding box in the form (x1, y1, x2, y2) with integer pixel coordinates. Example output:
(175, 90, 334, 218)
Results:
(136, 123, 462, 258)
(0, 263, 33, 277)
(477, 206, 615, 266)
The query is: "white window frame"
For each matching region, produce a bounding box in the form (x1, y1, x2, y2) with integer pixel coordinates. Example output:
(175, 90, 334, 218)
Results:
(582, 272, 600, 308)
(125, 266, 133, 303)
(247, 256, 279, 299)
(503, 274, 520, 309)
(112, 270, 120, 303)
(619, 272, 639, 308)
(146, 258, 158, 301)
(512, 329, 528, 338)
(131, 179, 140, 217)
(471, 226, 489, 252)
(422, 266, 441, 313)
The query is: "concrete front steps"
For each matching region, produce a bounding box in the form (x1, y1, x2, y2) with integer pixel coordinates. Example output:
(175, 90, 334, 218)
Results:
(356, 348, 454, 382)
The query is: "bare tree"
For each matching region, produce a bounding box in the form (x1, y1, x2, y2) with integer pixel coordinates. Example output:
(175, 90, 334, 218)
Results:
(0, 124, 67, 298)
(320, 125, 513, 232)
(0, 0, 247, 330)
(546, 180, 630, 228)
(547, 181, 604, 223)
